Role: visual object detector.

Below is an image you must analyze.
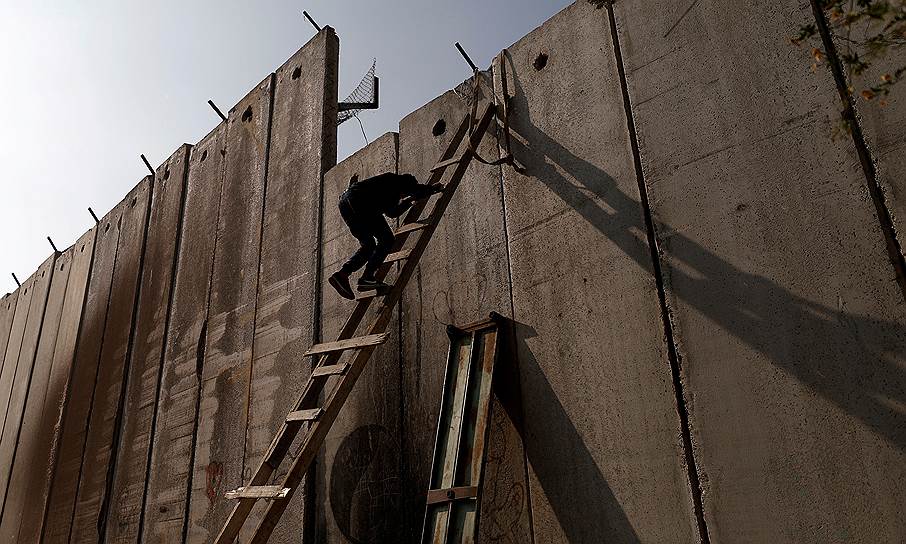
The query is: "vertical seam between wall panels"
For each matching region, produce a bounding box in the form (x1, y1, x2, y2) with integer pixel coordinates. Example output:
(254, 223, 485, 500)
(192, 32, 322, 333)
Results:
(137, 147, 192, 543)
(808, 0, 906, 302)
(182, 128, 229, 544)
(64, 207, 126, 544)
(492, 53, 535, 543)
(99, 176, 156, 542)
(0, 257, 57, 519)
(38, 229, 99, 543)
(243, 72, 278, 495)
(392, 132, 406, 538)
(606, 5, 711, 543)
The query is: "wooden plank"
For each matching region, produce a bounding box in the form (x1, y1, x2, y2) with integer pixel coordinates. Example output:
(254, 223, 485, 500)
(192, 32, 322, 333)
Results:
(104, 145, 191, 543)
(354, 289, 390, 301)
(285, 409, 323, 422)
(385, 248, 413, 263)
(225, 486, 290, 500)
(395, 220, 432, 236)
(426, 486, 479, 505)
(303, 333, 389, 357)
(311, 364, 349, 378)
(430, 152, 470, 173)
(14, 229, 95, 544)
(70, 177, 152, 544)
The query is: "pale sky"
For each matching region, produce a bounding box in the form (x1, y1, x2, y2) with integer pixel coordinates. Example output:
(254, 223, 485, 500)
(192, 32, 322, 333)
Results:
(0, 0, 572, 294)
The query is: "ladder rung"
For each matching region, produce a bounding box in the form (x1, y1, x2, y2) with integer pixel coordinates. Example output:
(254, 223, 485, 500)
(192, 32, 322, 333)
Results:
(355, 288, 390, 301)
(394, 220, 432, 236)
(311, 363, 349, 378)
(430, 152, 470, 173)
(304, 333, 389, 357)
(385, 249, 412, 263)
(225, 486, 291, 500)
(425, 486, 479, 505)
(286, 408, 323, 422)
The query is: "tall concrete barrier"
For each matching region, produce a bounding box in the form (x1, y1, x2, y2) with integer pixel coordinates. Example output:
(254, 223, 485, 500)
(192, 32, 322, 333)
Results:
(0, 269, 37, 435)
(71, 177, 152, 543)
(0, 293, 19, 379)
(0, 248, 70, 540)
(494, 3, 698, 542)
(614, 0, 906, 541)
(316, 132, 403, 543)
(187, 75, 273, 542)
(106, 145, 191, 543)
(15, 229, 95, 543)
(44, 193, 132, 543)
(0, 254, 56, 514)
(143, 126, 225, 543)
(244, 29, 338, 542)
(398, 83, 532, 542)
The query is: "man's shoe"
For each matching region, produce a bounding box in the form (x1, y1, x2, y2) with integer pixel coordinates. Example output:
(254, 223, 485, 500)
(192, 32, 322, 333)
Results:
(329, 271, 354, 300)
(357, 277, 390, 292)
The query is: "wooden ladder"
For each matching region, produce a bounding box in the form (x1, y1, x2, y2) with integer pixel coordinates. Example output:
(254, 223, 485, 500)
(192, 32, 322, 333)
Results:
(213, 102, 499, 544)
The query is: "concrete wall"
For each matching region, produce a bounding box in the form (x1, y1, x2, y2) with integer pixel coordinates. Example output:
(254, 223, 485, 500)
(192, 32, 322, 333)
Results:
(1, 3, 904, 543)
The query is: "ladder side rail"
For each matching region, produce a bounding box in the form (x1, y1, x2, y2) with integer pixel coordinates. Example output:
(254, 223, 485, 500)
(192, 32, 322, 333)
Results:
(247, 104, 497, 544)
(212, 111, 478, 544)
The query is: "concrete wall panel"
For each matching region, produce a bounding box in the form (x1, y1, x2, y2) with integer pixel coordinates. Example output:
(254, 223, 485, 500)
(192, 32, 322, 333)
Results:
(316, 132, 402, 543)
(398, 84, 532, 542)
(0, 254, 56, 513)
(71, 177, 152, 543)
(187, 76, 273, 542)
(44, 200, 128, 543)
(614, 0, 906, 541)
(496, 3, 698, 542)
(244, 30, 338, 542)
(143, 126, 225, 544)
(106, 145, 190, 543)
(15, 229, 95, 543)
(0, 293, 19, 377)
(0, 271, 36, 435)
(0, 249, 70, 540)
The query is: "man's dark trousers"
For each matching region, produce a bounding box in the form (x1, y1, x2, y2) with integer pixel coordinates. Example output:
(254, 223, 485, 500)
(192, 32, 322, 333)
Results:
(337, 192, 394, 280)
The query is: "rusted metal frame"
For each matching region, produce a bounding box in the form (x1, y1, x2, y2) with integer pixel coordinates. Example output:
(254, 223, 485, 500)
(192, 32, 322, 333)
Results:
(211, 109, 481, 544)
(244, 104, 498, 544)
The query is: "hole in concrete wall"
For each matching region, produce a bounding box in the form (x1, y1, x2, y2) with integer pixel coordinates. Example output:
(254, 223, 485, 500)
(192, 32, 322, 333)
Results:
(220, 148, 226, 157)
(80, 244, 84, 252)
(41, 271, 45, 277)
(104, 223, 110, 233)
(131, 197, 137, 208)
(163, 168, 170, 180)
(292, 66, 302, 80)
(23, 288, 27, 294)
(533, 52, 548, 71)
(242, 106, 253, 123)
(201, 149, 208, 162)
(432, 119, 446, 137)
(60, 263, 65, 271)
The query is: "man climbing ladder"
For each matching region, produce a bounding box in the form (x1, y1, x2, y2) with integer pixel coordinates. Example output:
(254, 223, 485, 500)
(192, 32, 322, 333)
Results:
(329, 172, 444, 298)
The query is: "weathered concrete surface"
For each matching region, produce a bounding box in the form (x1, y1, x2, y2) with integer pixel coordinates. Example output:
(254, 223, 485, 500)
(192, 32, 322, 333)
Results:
(44, 198, 127, 544)
(106, 145, 190, 543)
(71, 177, 152, 543)
(495, 3, 697, 542)
(15, 229, 95, 544)
(398, 84, 533, 542)
(614, 0, 906, 541)
(0, 293, 18, 377)
(143, 126, 225, 543)
(244, 29, 338, 542)
(316, 132, 403, 543)
(0, 269, 36, 436)
(187, 76, 273, 542)
(0, 249, 69, 541)
(847, 27, 906, 271)
(0, 254, 55, 512)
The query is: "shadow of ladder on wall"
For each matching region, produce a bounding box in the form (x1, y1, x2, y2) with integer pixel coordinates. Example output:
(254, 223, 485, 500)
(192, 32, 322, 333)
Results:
(213, 99, 509, 544)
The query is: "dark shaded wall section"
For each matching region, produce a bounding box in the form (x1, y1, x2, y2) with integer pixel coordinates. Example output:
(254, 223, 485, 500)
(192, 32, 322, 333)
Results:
(0, 2, 904, 543)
